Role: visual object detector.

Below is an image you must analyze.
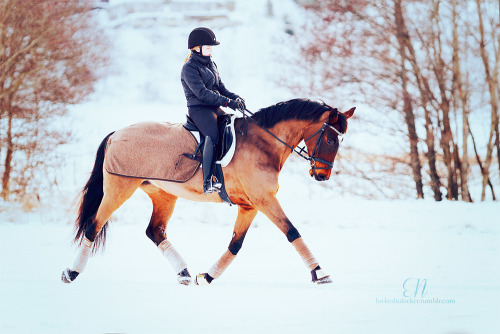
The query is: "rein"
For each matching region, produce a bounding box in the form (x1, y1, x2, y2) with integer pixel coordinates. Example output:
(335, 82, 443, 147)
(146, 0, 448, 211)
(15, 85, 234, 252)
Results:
(238, 108, 344, 171)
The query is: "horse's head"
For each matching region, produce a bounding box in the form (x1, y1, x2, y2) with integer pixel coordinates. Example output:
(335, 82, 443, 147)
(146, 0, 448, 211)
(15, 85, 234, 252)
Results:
(303, 107, 355, 181)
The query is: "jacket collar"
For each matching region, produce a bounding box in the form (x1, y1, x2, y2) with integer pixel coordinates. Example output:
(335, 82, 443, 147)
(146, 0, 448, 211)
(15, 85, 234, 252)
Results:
(190, 51, 211, 65)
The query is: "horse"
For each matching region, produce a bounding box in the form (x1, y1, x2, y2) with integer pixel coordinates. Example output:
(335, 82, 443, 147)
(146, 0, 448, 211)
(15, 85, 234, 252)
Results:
(61, 98, 355, 286)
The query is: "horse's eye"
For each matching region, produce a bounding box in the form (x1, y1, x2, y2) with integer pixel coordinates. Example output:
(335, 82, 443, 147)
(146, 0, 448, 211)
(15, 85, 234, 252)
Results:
(327, 137, 335, 145)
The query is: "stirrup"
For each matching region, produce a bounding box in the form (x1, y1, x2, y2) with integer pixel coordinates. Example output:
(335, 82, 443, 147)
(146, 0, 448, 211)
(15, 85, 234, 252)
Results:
(212, 175, 222, 189)
(203, 176, 221, 195)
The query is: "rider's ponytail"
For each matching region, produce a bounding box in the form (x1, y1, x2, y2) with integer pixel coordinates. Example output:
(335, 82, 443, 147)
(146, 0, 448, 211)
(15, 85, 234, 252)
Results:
(184, 46, 200, 63)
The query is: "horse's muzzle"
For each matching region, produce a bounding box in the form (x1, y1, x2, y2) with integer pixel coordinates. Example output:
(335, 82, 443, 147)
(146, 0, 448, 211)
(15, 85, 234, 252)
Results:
(315, 173, 329, 181)
(309, 168, 330, 181)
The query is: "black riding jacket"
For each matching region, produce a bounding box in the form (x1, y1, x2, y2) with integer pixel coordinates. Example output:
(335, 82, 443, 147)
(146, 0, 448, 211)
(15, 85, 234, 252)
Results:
(181, 51, 239, 107)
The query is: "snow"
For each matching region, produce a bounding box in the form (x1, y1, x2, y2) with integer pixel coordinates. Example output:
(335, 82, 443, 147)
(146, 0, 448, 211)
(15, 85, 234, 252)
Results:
(1, 198, 499, 333)
(1, 0, 499, 333)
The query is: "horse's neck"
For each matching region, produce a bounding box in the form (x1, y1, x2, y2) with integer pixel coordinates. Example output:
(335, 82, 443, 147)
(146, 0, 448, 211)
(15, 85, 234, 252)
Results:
(248, 119, 308, 170)
(272, 120, 307, 148)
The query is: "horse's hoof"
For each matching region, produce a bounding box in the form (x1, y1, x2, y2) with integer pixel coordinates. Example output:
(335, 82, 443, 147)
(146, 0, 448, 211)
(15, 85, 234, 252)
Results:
(315, 276, 332, 284)
(61, 268, 79, 284)
(178, 276, 192, 285)
(177, 268, 192, 286)
(311, 266, 332, 284)
(195, 273, 213, 285)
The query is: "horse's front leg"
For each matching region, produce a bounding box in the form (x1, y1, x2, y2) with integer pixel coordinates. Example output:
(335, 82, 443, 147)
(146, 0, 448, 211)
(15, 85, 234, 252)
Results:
(256, 193, 332, 284)
(196, 205, 258, 285)
(143, 186, 192, 285)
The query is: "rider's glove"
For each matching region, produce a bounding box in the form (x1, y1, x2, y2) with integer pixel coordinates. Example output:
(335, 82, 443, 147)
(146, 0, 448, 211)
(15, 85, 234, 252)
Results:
(227, 99, 245, 111)
(236, 97, 246, 110)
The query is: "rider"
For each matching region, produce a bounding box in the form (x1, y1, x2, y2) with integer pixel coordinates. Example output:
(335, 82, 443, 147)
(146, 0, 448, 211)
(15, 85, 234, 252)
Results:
(181, 27, 245, 194)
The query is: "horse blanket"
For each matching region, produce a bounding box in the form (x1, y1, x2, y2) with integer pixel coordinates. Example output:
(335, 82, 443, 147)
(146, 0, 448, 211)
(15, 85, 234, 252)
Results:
(104, 122, 201, 182)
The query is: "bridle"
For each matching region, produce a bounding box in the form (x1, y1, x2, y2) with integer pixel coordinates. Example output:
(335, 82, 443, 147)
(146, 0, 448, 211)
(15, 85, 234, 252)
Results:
(239, 108, 345, 174)
(302, 122, 344, 175)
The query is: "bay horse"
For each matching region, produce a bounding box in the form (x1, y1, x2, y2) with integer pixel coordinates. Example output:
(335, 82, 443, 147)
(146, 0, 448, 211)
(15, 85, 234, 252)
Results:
(61, 98, 355, 285)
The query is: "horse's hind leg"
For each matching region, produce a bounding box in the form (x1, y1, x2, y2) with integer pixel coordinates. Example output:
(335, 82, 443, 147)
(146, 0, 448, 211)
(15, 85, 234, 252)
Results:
(62, 173, 142, 283)
(141, 182, 191, 285)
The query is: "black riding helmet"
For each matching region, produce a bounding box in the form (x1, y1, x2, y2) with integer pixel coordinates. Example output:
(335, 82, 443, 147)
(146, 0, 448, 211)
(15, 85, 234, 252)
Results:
(188, 27, 220, 49)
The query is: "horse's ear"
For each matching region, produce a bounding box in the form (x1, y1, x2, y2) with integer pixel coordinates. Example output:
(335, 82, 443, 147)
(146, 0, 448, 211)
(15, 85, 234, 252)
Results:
(343, 107, 356, 119)
(328, 108, 339, 123)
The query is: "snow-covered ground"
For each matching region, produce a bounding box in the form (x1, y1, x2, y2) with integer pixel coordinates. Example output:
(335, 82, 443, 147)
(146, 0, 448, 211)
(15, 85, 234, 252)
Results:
(1, 0, 499, 333)
(1, 197, 499, 333)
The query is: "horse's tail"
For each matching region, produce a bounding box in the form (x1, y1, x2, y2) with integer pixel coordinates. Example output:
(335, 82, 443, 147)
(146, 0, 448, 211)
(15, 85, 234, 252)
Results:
(74, 132, 115, 253)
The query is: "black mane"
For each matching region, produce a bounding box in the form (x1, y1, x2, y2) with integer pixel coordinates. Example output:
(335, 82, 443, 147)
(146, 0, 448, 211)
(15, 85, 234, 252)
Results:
(251, 98, 333, 129)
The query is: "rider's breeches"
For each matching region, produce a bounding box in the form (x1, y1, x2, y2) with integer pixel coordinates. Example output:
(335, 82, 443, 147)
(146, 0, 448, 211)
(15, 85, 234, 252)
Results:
(188, 106, 224, 146)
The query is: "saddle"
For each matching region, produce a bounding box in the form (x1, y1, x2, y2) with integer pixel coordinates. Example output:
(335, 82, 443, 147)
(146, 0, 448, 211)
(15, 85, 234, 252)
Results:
(183, 113, 237, 205)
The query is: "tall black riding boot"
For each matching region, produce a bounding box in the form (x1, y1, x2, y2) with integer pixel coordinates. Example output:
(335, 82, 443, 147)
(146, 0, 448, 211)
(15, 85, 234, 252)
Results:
(202, 136, 221, 194)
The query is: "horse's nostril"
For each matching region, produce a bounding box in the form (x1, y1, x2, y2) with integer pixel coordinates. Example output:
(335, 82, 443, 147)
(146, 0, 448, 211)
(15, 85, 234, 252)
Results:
(317, 174, 326, 181)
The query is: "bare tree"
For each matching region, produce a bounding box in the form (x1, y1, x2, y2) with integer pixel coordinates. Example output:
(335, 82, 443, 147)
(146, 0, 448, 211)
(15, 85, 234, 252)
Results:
(394, 0, 424, 199)
(428, 0, 459, 199)
(285, 0, 497, 201)
(475, 0, 499, 201)
(451, 0, 472, 202)
(0, 0, 108, 202)
(290, 0, 434, 199)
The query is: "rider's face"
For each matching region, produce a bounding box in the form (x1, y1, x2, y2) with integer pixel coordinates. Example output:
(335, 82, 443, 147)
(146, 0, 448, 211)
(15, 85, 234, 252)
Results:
(202, 45, 213, 56)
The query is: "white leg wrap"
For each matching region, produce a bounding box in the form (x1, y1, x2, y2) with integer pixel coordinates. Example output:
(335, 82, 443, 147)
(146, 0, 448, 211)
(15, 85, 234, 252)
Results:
(292, 237, 319, 270)
(158, 240, 187, 274)
(208, 250, 236, 279)
(71, 237, 93, 273)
